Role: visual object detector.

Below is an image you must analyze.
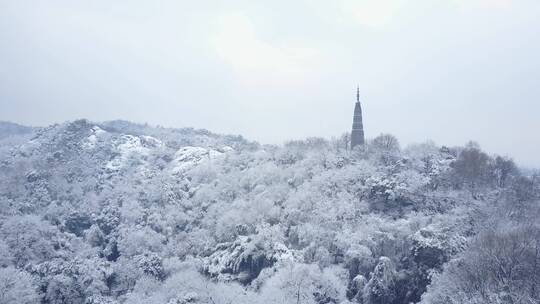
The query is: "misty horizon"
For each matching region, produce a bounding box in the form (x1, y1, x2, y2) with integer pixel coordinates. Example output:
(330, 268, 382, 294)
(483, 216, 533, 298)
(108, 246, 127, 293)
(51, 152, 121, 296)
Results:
(2, 115, 538, 169)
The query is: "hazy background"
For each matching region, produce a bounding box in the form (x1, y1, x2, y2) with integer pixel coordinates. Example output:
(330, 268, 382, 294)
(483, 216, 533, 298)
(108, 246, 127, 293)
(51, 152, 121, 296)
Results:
(1, 0, 539, 167)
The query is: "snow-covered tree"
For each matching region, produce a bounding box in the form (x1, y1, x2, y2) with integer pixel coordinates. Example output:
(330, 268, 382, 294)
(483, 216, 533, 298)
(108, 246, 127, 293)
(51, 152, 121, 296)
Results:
(0, 267, 39, 304)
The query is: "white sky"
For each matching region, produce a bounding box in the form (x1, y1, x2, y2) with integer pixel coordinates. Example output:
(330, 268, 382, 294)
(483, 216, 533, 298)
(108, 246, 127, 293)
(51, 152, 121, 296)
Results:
(1, 0, 539, 167)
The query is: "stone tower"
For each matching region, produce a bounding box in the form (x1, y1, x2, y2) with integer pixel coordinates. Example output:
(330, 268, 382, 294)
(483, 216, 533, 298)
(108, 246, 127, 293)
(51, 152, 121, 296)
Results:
(351, 86, 365, 149)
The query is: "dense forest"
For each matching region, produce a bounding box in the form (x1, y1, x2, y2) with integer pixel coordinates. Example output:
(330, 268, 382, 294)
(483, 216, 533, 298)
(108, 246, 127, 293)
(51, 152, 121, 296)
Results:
(0, 119, 538, 304)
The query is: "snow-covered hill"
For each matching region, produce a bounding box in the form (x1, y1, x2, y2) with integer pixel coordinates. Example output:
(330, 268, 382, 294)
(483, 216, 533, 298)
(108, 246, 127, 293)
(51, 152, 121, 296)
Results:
(0, 120, 538, 304)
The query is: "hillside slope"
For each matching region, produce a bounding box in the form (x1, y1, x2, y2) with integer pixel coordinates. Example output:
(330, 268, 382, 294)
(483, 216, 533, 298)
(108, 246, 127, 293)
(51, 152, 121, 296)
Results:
(0, 120, 538, 304)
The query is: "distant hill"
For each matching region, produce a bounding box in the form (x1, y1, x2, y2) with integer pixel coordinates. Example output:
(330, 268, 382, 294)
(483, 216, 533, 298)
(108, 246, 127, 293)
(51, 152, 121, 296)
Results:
(0, 121, 34, 139)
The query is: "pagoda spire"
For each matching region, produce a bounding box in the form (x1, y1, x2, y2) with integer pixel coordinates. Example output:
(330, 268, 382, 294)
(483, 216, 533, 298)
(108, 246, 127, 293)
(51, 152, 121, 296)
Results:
(351, 86, 365, 149)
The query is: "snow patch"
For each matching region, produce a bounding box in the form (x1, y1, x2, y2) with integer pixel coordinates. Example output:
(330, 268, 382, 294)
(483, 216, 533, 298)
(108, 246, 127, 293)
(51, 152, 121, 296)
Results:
(105, 135, 153, 171)
(82, 126, 107, 149)
(170, 146, 228, 174)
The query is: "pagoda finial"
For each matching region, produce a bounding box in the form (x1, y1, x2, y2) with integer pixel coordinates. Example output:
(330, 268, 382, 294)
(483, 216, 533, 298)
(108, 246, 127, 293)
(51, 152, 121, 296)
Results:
(356, 85, 360, 103)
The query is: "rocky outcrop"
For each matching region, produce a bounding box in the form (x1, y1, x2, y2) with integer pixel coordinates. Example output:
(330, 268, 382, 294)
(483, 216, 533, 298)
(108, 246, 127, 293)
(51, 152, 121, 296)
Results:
(203, 236, 296, 285)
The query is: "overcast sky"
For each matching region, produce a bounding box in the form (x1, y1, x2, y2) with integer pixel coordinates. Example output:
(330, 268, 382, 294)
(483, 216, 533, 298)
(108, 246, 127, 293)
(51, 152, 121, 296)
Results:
(1, 0, 539, 166)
